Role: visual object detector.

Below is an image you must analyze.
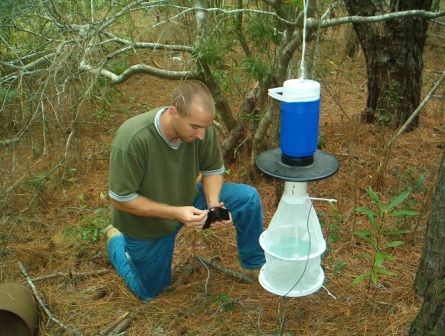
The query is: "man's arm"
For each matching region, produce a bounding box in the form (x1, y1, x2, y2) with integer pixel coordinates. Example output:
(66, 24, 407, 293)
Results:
(110, 195, 207, 229)
(201, 174, 224, 208)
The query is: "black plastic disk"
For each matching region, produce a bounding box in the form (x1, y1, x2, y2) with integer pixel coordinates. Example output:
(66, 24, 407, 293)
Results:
(256, 148, 339, 182)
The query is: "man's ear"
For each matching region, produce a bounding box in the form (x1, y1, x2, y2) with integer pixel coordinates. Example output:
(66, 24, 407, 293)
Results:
(168, 106, 179, 117)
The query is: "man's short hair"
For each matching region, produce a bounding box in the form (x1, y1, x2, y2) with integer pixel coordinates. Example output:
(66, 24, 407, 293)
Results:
(171, 80, 215, 117)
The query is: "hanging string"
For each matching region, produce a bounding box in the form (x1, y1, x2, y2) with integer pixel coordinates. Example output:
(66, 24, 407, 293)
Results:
(299, 0, 309, 80)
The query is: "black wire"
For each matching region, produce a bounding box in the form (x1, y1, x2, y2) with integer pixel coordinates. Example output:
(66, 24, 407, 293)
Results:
(283, 200, 314, 297)
(278, 199, 314, 333)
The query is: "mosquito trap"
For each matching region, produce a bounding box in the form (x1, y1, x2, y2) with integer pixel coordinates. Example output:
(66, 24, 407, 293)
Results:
(256, 78, 339, 297)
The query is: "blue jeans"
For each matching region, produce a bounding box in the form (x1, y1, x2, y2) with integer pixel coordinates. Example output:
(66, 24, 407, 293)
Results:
(107, 183, 266, 301)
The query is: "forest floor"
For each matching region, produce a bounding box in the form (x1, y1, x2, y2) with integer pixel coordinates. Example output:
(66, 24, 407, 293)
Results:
(1, 31, 445, 336)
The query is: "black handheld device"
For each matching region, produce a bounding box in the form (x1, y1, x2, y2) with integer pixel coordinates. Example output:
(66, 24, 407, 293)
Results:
(202, 207, 230, 229)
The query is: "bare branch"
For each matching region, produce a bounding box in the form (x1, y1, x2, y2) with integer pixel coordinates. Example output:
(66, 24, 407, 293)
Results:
(319, 10, 445, 29)
(27, 269, 110, 283)
(100, 33, 193, 53)
(79, 62, 199, 83)
(18, 262, 85, 336)
(2, 4, 444, 87)
(196, 256, 255, 284)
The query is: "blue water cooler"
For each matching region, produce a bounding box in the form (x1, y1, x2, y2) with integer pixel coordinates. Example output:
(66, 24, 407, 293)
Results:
(268, 79, 321, 166)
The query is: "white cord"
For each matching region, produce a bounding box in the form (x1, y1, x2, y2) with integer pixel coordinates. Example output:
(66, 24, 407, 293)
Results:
(322, 286, 337, 299)
(309, 197, 337, 203)
(299, 0, 309, 79)
(196, 255, 211, 297)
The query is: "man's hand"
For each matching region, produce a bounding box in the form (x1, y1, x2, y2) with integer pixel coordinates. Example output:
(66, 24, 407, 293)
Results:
(204, 202, 232, 230)
(205, 214, 232, 229)
(177, 206, 208, 229)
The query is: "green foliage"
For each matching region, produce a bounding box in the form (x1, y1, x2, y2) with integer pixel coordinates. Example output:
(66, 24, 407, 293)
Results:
(106, 58, 129, 75)
(238, 14, 278, 81)
(210, 293, 236, 311)
(317, 131, 326, 150)
(393, 168, 427, 229)
(23, 171, 55, 193)
(64, 201, 109, 247)
(0, 0, 29, 44)
(0, 87, 19, 105)
(377, 81, 403, 125)
(383, 81, 403, 108)
(93, 107, 110, 121)
(201, 227, 213, 238)
(396, 168, 427, 194)
(194, 24, 235, 69)
(245, 16, 281, 49)
(193, 13, 279, 90)
(0, 87, 23, 133)
(24, 174, 45, 192)
(212, 68, 238, 93)
(319, 202, 344, 245)
(193, 17, 240, 92)
(241, 18, 281, 82)
(242, 55, 272, 81)
(333, 259, 347, 277)
(224, 167, 248, 180)
(319, 203, 347, 278)
(352, 187, 418, 287)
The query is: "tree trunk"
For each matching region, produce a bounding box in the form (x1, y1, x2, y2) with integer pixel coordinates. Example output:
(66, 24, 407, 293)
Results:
(344, 0, 432, 130)
(409, 150, 445, 335)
